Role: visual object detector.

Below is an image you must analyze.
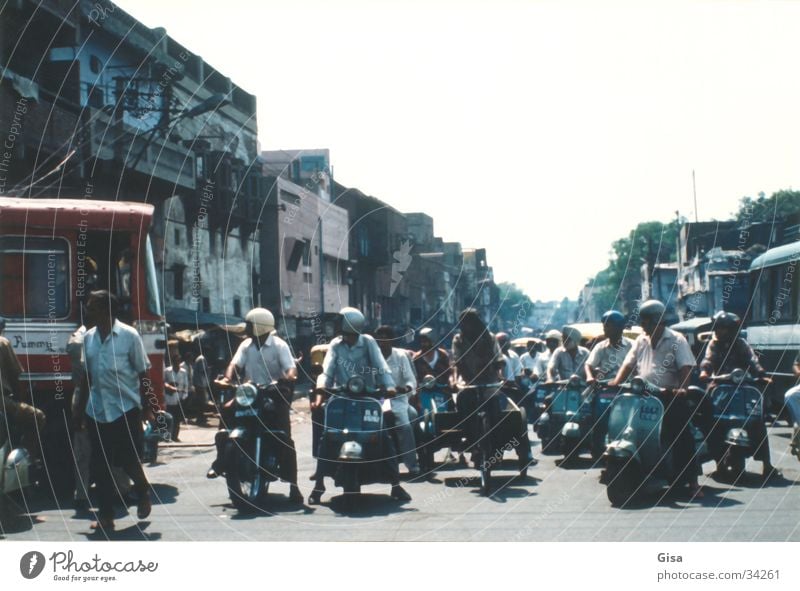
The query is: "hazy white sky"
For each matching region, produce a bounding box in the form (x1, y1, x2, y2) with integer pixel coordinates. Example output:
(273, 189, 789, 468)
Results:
(116, 0, 800, 301)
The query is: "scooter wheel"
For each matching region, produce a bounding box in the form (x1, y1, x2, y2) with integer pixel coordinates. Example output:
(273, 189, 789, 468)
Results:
(606, 461, 638, 507)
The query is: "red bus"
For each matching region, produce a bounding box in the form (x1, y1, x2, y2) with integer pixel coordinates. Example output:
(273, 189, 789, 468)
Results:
(0, 197, 166, 452)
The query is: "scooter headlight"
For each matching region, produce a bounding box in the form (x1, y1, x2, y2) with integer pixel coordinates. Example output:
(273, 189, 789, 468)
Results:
(235, 383, 258, 407)
(421, 374, 436, 389)
(730, 368, 745, 384)
(347, 376, 366, 394)
(631, 377, 645, 395)
(568, 375, 582, 387)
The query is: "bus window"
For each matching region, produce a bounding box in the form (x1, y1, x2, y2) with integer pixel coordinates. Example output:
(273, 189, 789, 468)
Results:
(0, 237, 69, 318)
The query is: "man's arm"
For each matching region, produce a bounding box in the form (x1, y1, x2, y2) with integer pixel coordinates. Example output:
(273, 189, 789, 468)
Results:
(610, 359, 635, 387)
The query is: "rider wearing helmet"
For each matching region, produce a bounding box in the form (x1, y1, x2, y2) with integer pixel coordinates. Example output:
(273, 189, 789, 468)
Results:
(699, 311, 780, 480)
(207, 308, 302, 503)
(309, 307, 411, 505)
(699, 311, 766, 379)
(412, 327, 452, 384)
(546, 326, 590, 382)
(586, 310, 633, 384)
(610, 299, 703, 498)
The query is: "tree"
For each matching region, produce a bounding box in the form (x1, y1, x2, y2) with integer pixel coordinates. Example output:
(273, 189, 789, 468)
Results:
(735, 190, 800, 224)
(496, 282, 534, 333)
(592, 218, 684, 314)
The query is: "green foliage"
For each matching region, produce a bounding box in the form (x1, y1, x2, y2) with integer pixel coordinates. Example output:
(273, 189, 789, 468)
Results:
(735, 190, 800, 224)
(496, 282, 534, 323)
(591, 218, 684, 313)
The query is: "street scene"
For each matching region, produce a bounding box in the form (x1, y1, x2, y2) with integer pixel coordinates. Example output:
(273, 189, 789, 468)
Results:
(1, 0, 800, 550)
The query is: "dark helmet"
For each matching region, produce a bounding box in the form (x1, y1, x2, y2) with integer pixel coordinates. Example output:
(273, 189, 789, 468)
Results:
(601, 310, 626, 329)
(495, 332, 510, 347)
(713, 310, 740, 330)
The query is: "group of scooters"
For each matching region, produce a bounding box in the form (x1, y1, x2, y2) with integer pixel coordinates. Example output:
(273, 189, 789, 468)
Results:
(212, 374, 532, 512)
(528, 369, 770, 506)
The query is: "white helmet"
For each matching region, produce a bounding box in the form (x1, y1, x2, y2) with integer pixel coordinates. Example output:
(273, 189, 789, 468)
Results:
(639, 300, 666, 322)
(339, 307, 365, 335)
(545, 329, 562, 341)
(245, 307, 275, 337)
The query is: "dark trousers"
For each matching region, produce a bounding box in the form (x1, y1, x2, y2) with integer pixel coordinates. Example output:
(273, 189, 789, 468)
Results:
(658, 394, 698, 486)
(86, 408, 149, 520)
(166, 405, 181, 441)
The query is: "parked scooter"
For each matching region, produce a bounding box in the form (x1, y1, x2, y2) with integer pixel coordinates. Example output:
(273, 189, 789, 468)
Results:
(218, 382, 295, 512)
(701, 369, 767, 480)
(603, 377, 707, 507)
(0, 411, 39, 513)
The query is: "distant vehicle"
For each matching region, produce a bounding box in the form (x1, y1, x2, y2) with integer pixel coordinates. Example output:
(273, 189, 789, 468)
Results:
(746, 240, 800, 414)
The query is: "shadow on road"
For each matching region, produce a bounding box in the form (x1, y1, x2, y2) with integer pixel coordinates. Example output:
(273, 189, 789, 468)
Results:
(324, 493, 417, 518)
(82, 521, 162, 541)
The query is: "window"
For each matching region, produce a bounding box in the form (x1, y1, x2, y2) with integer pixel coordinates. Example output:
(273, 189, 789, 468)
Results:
(202, 297, 211, 313)
(233, 297, 241, 317)
(0, 237, 69, 318)
(174, 228, 181, 246)
(172, 265, 184, 300)
(302, 240, 311, 266)
(303, 272, 313, 284)
(90, 55, 102, 74)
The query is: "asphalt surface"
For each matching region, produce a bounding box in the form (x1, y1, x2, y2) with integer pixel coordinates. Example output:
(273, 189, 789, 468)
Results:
(2, 399, 800, 542)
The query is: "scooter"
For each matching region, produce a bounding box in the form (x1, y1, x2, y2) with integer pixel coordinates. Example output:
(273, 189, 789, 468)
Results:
(320, 377, 394, 510)
(0, 411, 39, 514)
(603, 377, 707, 507)
(702, 369, 767, 480)
(557, 380, 622, 463)
(414, 375, 454, 472)
(534, 376, 586, 455)
(219, 382, 294, 512)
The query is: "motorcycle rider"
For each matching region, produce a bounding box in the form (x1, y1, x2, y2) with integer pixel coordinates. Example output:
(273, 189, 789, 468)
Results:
(496, 332, 523, 383)
(535, 330, 561, 378)
(698, 311, 781, 480)
(375, 325, 420, 476)
(784, 354, 800, 459)
(610, 299, 704, 499)
(206, 308, 303, 504)
(452, 309, 535, 467)
(309, 307, 411, 505)
(520, 340, 543, 380)
(586, 311, 633, 384)
(547, 326, 590, 382)
(413, 327, 452, 384)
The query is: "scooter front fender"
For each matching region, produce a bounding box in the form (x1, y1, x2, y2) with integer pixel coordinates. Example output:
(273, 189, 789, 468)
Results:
(725, 428, 751, 449)
(604, 440, 637, 461)
(562, 421, 582, 440)
(229, 427, 248, 440)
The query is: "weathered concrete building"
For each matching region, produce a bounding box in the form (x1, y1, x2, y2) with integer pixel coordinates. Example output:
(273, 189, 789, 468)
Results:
(0, 0, 263, 327)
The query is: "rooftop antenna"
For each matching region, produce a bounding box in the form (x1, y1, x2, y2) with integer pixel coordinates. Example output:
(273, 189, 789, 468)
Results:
(692, 170, 699, 223)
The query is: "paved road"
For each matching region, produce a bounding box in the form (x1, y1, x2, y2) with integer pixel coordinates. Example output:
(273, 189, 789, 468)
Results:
(3, 400, 800, 541)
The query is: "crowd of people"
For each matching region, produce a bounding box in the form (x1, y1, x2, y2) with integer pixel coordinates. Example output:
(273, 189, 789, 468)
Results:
(1, 291, 797, 530)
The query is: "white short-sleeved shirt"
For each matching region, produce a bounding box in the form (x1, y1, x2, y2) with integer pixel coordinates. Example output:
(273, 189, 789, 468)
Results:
(385, 348, 417, 391)
(231, 333, 295, 385)
(587, 337, 634, 380)
(503, 350, 523, 380)
(83, 319, 151, 423)
(316, 334, 396, 390)
(547, 346, 590, 381)
(520, 352, 538, 372)
(623, 328, 695, 389)
(164, 363, 190, 406)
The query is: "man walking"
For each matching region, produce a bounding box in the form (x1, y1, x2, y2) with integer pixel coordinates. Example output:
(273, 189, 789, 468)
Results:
(74, 291, 155, 532)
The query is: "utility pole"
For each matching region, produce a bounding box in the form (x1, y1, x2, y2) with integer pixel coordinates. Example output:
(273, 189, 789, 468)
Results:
(692, 170, 699, 223)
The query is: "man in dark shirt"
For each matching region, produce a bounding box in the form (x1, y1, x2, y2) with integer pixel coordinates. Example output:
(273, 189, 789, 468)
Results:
(698, 312, 780, 479)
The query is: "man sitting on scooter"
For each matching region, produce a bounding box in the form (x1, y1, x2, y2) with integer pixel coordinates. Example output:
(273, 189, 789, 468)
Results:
(610, 300, 704, 499)
(698, 311, 781, 480)
(546, 326, 590, 383)
(206, 307, 303, 504)
(451, 309, 535, 467)
(308, 307, 411, 505)
(585, 310, 633, 385)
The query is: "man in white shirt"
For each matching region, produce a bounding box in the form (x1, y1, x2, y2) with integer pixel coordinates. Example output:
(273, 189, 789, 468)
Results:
(586, 311, 634, 384)
(208, 308, 301, 503)
(164, 342, 189, 442)
(376, 326, 420, 475)
(74, 291, 154, 532)
(547, 326, 590, 382)
(610, 299, 703, 499)
(496, 332, 523, 383)
(535, 330, 561, 378)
